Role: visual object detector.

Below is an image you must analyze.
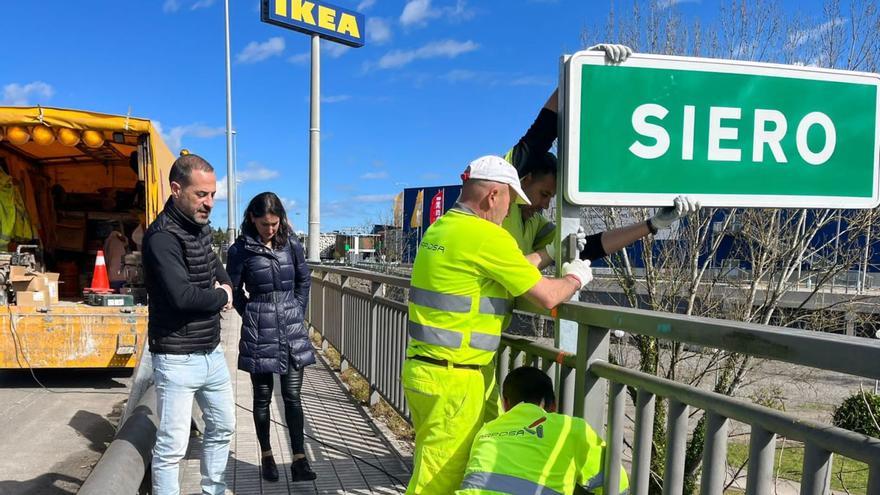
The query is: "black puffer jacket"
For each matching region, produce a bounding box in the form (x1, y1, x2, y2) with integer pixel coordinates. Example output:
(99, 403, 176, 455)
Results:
(226, 233, 314, 374)
(144, 198, 231, 354)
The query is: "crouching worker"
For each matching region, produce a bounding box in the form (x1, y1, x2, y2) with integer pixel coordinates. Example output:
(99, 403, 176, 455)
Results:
(458, 366, 629, 495)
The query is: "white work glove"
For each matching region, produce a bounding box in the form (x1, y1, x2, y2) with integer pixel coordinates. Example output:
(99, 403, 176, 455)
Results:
(545, 227, 588, 262)
(649, 195, 701, 231)
(587, 43, 633, 63)
(561, 259, 593, 290)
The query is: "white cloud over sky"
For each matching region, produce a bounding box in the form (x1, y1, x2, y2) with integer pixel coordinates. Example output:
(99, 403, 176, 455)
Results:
(373, 39, 478, 69)
(154, 122, 225, 151)
(367, 17, 392, 44)
(237, 161, 279, 181)
(236, 37, 285, 64)
(1, 81, 54, 105)
(400, 0, 473, 27)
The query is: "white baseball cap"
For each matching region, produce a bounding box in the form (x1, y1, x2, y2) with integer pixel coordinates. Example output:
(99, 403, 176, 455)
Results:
(461, 155, 531, 205)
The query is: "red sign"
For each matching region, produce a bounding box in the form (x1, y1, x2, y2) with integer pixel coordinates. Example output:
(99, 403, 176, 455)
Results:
(429, 189, 444, 225)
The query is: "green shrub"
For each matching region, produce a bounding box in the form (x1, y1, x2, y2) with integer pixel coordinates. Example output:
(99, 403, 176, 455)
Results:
(832, 391, 880, 438)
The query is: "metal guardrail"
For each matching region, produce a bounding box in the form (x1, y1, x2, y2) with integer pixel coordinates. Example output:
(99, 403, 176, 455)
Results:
(307, 263, 880, 495)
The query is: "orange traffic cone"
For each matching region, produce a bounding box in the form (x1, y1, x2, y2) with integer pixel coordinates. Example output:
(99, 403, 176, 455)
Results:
(86, 250, 113, 294)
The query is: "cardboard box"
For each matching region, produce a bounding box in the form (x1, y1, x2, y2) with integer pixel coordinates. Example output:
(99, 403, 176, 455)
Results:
(10, 266, 33, 282)
(43, 273, 60, 304)
(11, 275, 45, 293)
(15, 289, 50, 307)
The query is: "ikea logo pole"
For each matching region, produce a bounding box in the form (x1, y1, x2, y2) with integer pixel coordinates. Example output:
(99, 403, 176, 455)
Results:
(260, 0, 365, 262)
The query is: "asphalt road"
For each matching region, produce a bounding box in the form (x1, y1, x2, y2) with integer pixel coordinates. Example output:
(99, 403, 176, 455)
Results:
(0, 368, 132, 495)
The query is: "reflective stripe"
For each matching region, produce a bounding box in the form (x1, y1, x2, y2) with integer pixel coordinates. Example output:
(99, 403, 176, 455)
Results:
(585, 472, 603, 489)
(460, 471, 563, 495)
(536, 222, 556, 240)
(469, 331, 500, 351)
(407, 321, 462, 348)
(479, 297, 512, 316)
(410, 287, 471, 313)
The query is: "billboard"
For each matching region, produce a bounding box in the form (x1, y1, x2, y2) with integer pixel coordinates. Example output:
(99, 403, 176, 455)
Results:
(402, 184, 462, 262)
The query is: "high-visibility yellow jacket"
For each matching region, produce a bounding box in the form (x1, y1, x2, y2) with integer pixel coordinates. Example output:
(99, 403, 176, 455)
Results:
(406, 203, 542, 366)
(0, 170, 36, 250)
(457, 402, 630, 495)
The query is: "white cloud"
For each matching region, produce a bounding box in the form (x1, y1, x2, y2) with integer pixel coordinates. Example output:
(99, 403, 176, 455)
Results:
(353, 194, 397, 202)
(238, 161, 279, 181)
(401, 0, 438, 26)
(322, 95, 352, 103)
(288, 40, 352, 64)
(400, 0, 473, 27)
(361, 171, 389, 180)
(790, 18, 848, 48)
(288, 52, 311, 64)
(438, 69, 550, 87)
(1, 81, 54, 106)
(156, 122, 225, 151)
(323, 40, 351, 58)
(191, 0, 215, 9)
(163, 0, 181, 13)
(656, 0, 700, 10)
(367, 17, 392, 44)
(373, 39, 478, 69)
(357, 0, 376, 10)
(279, 196, 298, 211)
(236, 37, 285, 64)
(215, 176, 228, 201)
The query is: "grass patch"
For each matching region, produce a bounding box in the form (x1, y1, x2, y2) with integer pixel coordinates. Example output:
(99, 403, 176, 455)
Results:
(727, 441, 869, 494)
(341, 368, 371, 403)
(371, 399, 414, 442)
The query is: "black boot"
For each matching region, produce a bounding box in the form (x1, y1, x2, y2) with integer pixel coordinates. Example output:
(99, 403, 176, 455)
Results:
(291, 457, 317, 481)
(261, 455, 279, 482)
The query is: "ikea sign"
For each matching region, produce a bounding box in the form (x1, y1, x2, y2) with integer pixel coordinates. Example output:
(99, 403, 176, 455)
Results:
(261, 0, 364, 47)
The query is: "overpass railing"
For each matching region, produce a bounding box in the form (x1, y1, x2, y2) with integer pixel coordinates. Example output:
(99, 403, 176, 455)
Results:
(307, 263, 880, 495)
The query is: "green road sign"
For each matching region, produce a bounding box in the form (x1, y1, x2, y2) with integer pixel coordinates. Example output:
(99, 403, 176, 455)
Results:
(562, 53, 880, 208)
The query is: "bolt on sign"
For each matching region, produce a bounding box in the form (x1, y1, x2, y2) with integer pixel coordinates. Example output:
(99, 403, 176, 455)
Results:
(261, 0, 364, 47)
(561, 52, 880, 208)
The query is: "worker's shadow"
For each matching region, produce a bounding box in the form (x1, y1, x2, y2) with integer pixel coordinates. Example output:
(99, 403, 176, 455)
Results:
(68, 410, 117, 453)
(0, 472, 82, 495)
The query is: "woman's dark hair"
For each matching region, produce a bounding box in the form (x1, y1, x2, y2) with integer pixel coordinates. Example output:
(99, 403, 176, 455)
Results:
(241, 192, 292, 249)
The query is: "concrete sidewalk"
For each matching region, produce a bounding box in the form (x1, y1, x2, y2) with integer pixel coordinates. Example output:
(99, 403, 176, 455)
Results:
(179, 312, 412, 494)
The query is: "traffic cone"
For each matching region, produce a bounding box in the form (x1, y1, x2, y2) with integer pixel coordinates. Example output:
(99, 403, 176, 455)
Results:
(86, 250, 113, 294)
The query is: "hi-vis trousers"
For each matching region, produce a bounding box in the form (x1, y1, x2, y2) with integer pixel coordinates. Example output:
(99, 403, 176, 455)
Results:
(402, 358, 487, 495)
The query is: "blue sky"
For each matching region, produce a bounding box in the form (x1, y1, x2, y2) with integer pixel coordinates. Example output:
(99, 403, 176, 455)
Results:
(2, 0, 839, 232)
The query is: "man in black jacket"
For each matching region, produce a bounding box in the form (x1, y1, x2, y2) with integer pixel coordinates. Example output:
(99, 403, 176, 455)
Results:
(143, 153, 235, 495)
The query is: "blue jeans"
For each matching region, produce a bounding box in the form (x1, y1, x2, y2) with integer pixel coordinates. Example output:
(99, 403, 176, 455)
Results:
(151, 345, 235, 495)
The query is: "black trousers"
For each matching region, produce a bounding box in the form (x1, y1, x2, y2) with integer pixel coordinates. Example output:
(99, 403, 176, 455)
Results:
(250, 365, 306, 454)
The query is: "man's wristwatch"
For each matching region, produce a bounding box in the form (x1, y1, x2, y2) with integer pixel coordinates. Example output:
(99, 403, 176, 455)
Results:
(646, 218, 659, 235)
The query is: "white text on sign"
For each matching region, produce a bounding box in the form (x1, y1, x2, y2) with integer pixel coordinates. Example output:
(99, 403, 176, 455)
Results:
(628, 104, 837, 165)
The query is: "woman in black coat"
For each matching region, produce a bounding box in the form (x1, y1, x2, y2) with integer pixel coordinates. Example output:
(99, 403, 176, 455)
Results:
(226, 192, 316, 482)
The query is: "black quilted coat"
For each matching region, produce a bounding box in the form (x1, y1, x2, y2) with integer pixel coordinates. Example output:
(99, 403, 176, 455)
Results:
(226, 233, 314, 374)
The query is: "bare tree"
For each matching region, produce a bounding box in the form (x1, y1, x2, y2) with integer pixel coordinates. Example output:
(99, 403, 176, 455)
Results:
(582, 1, 880, 492)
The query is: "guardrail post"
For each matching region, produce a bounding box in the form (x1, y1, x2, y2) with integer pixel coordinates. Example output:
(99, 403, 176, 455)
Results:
(745, 426, 776, 495)
(574, 323, 609, 434)
(321, 270, 329, 336)
(663, 399, 688, 495)
(603, 381, 626, 495)
(368, 280, 382, 406)
(340, 275, 349, 372)
(868, 463, 880, 495)
(700, 412, 729, 495)
(800, 443, 832, 495)
(631, 389, 656, 495)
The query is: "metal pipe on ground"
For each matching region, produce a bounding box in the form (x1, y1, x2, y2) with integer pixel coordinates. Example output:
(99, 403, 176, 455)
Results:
(78, 385, 158, 494)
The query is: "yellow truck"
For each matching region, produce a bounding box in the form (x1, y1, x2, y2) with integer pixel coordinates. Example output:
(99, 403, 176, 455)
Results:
(0, 106, 174, 368)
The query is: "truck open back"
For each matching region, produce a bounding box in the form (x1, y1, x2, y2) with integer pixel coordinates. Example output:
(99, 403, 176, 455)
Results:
(0, 106, 174, 368)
